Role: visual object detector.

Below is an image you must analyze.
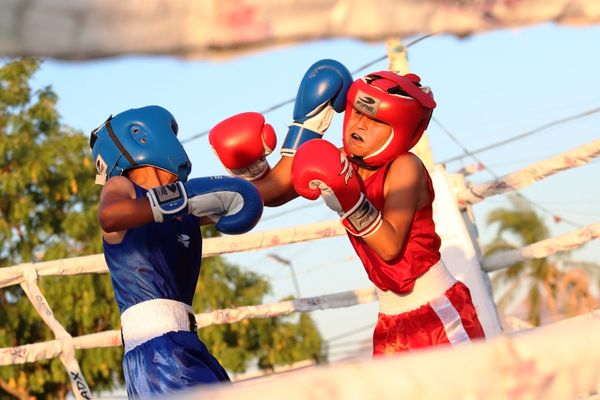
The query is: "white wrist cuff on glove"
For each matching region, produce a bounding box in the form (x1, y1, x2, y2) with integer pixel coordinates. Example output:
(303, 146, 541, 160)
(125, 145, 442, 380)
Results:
(146, 182, 189, 223)
(302, 102, 334, 134)
(341, 193, 383, 237)
(227, 159, 271, 181)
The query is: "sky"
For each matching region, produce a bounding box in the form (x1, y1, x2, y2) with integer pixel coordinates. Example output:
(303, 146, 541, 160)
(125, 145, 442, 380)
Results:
(24, 22, 600, 363)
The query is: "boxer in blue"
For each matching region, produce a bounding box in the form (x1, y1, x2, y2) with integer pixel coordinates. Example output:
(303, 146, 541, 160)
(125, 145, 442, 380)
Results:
(89, 105, 263, 398)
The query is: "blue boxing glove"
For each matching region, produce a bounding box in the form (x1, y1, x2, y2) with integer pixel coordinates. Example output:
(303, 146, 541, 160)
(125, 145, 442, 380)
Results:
(147, 176, 263, 235)
(281, 59, 353, 157)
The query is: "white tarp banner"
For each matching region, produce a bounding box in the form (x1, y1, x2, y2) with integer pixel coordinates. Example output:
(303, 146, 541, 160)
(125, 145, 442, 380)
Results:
(1, 0, 599, 60)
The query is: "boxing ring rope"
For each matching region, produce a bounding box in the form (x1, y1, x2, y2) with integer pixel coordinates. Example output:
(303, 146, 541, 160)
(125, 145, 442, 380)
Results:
(483, 221, 600, 272)
(1, 141, 599, 399)
(0, 288, 377, 365)
(17, 265, 92, 399)
(0, 220, 346, 289)
(456, 138, 600, 206)
(3, 218, 598, 292)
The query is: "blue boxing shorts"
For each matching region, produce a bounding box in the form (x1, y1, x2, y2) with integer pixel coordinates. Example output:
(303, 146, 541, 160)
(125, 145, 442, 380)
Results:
(123, 331, 230, 398)
(120, 299, 230, 399)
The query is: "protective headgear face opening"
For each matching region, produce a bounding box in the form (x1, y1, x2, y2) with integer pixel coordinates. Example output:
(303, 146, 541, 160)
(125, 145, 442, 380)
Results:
(343, 72, 436, 168)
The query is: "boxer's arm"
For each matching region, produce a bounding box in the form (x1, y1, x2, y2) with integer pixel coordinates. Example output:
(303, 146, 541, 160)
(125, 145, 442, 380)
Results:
(360, 154, 424, 261)
(99, 176, 154, 232)
(252, 156, 298, 207)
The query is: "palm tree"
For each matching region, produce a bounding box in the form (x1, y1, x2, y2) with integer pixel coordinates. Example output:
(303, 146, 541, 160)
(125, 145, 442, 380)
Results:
(484, 195, 599, 326)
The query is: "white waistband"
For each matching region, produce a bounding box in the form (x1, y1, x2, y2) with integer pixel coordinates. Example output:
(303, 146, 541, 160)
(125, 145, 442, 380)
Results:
(376, 261, 457, 315)
(121, 299, 196, 354)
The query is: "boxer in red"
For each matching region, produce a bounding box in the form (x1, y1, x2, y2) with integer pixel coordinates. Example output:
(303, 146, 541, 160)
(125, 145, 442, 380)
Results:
(209, 61, 485, 354)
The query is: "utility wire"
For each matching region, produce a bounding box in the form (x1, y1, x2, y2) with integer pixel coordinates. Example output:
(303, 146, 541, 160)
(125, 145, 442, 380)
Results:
(181, 33, 437, 144)
(432, 117, 582, 228)
(350, 33, 438, 75)
(439, 106, 600, 164)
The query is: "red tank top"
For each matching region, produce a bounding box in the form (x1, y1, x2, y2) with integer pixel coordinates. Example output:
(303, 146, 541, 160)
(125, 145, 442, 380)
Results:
(347, 155, 441, 294)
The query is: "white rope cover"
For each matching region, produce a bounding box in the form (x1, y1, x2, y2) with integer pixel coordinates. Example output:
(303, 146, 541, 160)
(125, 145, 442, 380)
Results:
(18, 264, 92, 400)
(482, 221, 600, 272)
(177, 310, 600, 400)
(2, 0, 598, 61)
(457, 138, 600, 206)
(0, 288, 377, 365)
(196, 288, 376, 327)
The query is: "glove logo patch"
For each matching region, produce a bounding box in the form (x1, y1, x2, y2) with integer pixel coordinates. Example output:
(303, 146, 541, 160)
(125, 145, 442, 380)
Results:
(154, 183, 182, 204)
(348, 199, 379, 231)
(354, 90, 380, 117)
(339, 153, 352, 185)
(177, 234, 190, 248)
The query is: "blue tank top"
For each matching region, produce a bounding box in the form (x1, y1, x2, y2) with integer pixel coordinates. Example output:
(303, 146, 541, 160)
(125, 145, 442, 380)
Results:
(103, 183, 202, 313)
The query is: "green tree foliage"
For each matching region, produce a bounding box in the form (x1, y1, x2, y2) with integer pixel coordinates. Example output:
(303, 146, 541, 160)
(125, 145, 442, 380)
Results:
(0, 59, 325, 399)
(484, 195, 599, 326)
(196, 227, 326, 375)
(0, 58, 122, 400)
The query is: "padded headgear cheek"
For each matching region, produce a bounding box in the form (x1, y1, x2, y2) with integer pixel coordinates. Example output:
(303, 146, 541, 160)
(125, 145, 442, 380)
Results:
(91, 129, 124, 185)
(342, 72, 436, 168)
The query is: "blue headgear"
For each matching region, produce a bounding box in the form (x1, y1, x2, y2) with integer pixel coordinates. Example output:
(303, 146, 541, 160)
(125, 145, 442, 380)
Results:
(89, 105, 192, 185)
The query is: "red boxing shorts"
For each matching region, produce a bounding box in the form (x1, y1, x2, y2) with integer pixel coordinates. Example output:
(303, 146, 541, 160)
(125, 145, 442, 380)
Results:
(373, 262, 485, 355)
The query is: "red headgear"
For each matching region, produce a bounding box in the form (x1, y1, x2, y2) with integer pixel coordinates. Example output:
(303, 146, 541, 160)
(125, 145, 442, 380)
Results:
(343, 71, 436, 168)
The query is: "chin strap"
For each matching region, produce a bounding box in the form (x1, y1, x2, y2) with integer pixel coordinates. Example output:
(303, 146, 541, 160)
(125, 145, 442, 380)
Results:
(347, 155, 379, 171)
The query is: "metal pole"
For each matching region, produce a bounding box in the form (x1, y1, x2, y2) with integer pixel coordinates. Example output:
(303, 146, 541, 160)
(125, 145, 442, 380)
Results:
(267, 253, 302, 298)
(288, 264, 302, 299)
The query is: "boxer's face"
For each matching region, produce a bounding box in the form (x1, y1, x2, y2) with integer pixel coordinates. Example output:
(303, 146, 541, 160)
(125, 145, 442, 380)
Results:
(344, 108, 392, 158)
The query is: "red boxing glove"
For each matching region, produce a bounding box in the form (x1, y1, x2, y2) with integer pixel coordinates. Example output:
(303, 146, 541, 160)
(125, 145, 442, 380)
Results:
(292, 140, 382, 237)
(209, 112, 277, 181)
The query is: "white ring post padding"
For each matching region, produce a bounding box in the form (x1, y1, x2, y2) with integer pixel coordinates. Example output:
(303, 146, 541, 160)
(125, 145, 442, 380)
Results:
(175, 309, 600, 400)
(457, 138, 600, 206)
(431, 166, 503, 337)
(19, 264, 93, 400)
